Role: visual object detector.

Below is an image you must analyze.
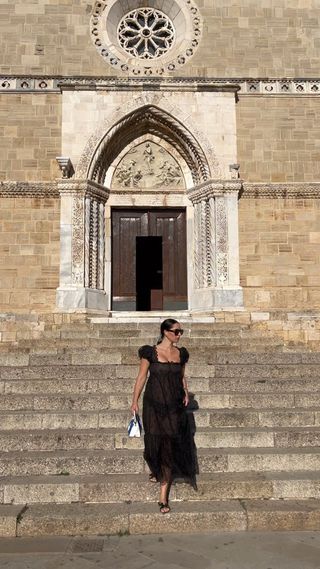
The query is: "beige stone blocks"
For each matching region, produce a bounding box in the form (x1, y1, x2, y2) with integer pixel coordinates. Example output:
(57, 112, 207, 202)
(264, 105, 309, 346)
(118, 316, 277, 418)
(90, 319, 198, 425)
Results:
(0, 94, 61, 182)
(237, 98, 320, 183)
(1, 1, 320, 77)
(0, 197, 60, 312)
(239, 198, 320, 310)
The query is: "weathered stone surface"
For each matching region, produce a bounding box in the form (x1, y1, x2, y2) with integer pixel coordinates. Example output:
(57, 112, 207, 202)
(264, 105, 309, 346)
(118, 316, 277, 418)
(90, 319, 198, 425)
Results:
(129, 501, 247, 535)
(245, 499, 320, 531)
(17, 504, 130, 537)
(214, 364, 320, 379)
(0, 505, 24, 537)
(227, 449, 320, 473)
(0, 449, 145, 477)
(0, 429, 116, 452)
(259, 411, 315, 428)
(4, 480, 79, 505)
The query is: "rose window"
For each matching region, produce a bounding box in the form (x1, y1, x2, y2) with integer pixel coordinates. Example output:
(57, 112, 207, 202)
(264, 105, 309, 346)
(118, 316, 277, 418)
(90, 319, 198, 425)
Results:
(118, 8, 175, 60)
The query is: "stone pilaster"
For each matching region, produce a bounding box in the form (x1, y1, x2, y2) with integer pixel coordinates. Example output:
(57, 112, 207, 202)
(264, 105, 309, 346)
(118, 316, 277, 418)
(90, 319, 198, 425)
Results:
(187, 179, 243, 311)
(56, 179, 110, 311)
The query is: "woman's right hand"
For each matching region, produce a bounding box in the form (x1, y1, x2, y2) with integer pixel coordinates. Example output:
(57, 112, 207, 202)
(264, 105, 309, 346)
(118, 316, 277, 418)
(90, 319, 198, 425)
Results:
(131, 402, 139, 414)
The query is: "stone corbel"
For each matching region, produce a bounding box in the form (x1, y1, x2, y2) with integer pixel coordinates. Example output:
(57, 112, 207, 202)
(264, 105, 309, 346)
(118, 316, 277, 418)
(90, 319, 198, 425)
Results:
(187, 179, 243, 311)
(56, 157, 75, 179)
(56, 179, 110, 311)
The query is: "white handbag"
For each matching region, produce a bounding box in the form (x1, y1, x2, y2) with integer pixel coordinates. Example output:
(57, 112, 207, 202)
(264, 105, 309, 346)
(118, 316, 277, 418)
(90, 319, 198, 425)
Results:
(127, 412, 142, 437)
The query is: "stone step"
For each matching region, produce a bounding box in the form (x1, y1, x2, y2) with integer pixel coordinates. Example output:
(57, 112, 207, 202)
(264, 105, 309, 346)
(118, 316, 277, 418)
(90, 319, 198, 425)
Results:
(2, 361, 320, 380)
(1, 448, 320, 477)
(2, 499, 320, 537)
(1, 407, 320, 430)
(0, 391, 318, 411)
(2, 427, 320, 452)
(2, 471, 320, 505)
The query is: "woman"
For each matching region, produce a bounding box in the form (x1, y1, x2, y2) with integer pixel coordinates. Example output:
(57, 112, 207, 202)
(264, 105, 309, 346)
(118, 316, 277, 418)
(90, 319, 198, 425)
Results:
(131, 318, 197, 514)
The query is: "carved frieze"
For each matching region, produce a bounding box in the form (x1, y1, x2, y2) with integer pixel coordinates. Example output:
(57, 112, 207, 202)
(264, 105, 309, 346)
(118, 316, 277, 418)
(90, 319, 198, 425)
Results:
(242, 183, 320, 199)
(0, 181, 59, 198)
(1, 76, 319, 96)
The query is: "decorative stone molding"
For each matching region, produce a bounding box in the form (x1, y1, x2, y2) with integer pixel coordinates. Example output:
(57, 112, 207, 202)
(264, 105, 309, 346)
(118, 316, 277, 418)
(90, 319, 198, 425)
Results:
(77, 103, 215, 184)
(0, 181, 59, 198)
(56, 179, 110, 311)
(242, 183, 320, 199)
(56, 157, 75, 179)
(188, 179, 243, 311)
(187, 179, 243, 204)
(57, 179, 110, 202)
(90, 0, 203, 76)
(1, 76, 319, 96)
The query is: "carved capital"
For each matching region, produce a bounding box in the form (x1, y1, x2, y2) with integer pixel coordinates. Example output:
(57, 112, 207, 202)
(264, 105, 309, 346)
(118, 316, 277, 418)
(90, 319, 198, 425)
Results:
(187, 179, 242, 204)
(57, 179, 110, 203)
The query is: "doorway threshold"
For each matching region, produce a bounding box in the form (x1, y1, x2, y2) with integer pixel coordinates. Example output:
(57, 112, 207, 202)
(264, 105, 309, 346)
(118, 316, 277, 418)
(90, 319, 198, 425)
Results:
(90, 311, 216, 324)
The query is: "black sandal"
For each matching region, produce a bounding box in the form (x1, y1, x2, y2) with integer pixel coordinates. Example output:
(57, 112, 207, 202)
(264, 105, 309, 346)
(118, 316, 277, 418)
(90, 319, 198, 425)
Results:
(149, 474, 157, 483)
(158, 501, 170, 514)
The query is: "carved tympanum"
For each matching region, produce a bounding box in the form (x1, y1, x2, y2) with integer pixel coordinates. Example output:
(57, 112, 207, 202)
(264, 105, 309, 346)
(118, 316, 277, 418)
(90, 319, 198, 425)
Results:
(112, 141, 183, 189)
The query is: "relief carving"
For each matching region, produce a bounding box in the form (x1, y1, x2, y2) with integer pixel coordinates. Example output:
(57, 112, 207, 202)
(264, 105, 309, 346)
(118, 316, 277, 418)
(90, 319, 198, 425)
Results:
(72, 196, 85, 285)
(112, 141, 183, 189)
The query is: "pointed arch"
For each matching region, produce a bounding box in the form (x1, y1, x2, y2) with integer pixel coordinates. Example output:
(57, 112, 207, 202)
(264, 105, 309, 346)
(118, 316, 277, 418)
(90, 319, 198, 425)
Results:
(85, 105, 211, 186)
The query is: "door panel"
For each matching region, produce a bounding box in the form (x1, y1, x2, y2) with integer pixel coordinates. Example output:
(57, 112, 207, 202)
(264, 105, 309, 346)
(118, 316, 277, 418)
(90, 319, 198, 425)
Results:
(112, 208, 187, 311)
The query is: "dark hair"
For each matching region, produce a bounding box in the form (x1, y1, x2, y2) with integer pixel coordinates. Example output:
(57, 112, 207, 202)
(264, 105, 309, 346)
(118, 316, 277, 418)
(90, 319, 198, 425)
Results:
(157, 318, 179, 344)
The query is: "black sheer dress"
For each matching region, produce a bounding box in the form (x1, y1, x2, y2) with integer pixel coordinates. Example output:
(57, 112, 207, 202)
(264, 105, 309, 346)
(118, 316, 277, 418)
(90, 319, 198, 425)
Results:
(139, 344, 197, 488)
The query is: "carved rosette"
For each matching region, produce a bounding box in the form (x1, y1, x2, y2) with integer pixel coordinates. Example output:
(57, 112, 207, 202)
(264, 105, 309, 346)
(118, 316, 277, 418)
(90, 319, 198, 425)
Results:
(188, 179, 242, 290)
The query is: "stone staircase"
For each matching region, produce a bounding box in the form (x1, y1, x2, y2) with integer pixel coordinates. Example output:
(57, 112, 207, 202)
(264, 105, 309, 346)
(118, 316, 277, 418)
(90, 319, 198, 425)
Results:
(1, 318, 320, 536)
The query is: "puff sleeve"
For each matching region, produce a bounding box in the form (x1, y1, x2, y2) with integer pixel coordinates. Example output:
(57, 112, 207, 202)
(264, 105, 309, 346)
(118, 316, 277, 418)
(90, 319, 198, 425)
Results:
(180, 347, 189, 365)
(138, 345, 153, 362)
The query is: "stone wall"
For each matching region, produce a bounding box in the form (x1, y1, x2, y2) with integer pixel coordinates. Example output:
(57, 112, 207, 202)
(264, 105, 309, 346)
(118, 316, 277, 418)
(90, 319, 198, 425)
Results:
(239, 197, 320, 310)
(236, 97, 320, 183)
(0, 196, 60, 312)
(0, 94, 61, 181)
(1, 1, 319, 78)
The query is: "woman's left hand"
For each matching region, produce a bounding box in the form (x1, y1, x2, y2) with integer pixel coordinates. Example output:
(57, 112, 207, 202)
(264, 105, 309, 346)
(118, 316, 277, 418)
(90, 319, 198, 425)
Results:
(183, 393, 189, 407)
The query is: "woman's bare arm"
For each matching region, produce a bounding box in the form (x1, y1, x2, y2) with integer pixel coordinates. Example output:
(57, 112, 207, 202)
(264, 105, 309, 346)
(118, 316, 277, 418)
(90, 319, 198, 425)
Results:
(131, 358, 150, 413)
(182, 364, 189, 406)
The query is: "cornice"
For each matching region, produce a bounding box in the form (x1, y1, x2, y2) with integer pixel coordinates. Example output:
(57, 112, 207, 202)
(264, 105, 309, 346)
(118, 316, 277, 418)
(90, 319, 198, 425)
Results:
(242, 183, 320, 199)
(0, 181, 59, 197)
(187, 179, 242, 203)
(0, 76, 319, 96)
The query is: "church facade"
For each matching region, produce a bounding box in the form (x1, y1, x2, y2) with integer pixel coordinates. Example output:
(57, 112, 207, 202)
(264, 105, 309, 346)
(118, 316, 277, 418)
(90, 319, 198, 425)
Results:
(1, 0, 320, 316)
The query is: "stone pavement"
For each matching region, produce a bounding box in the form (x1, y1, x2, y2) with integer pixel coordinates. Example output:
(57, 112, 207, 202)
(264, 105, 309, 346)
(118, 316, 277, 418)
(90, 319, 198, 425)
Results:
(0, 532, 320, 569)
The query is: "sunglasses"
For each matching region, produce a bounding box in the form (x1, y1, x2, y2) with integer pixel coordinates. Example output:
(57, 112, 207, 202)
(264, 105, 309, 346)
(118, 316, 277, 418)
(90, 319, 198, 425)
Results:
(168, 328, 184, 336)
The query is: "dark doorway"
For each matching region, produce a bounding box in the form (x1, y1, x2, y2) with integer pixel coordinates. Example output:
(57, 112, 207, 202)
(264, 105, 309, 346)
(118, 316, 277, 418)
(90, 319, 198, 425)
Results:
(136, 236, 163, 310)
(112, 208, 187, 311)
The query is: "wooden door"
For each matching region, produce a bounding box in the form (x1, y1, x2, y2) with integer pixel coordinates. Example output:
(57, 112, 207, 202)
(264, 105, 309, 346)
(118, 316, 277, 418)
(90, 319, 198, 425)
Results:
(112, 208, 187, 311)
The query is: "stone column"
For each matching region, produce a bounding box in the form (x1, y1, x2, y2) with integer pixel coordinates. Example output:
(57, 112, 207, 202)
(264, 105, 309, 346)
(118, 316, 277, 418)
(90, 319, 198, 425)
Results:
(187, 180, 243, 311)
(56, 179, 110, 311)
